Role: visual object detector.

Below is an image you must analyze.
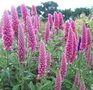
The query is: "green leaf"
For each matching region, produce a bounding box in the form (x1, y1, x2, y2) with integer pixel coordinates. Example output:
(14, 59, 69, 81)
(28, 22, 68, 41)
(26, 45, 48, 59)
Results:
(12, 84, 20, 90)
(28, 81, 35, 90)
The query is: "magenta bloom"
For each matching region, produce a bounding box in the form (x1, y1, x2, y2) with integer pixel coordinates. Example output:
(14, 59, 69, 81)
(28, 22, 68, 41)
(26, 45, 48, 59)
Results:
(21, 4, 30, 30)
(31, 5, 37, 15)
(18, 24, 26, 63)
(26, 16, 37, 51)
(74, 72, 80, 90)
(65, 28, 73, 64)
(58, 12, 64, 29)
(86, 28, 92, 49)
(80, 80, 86, 90)
(59, 54, 67, 80)
(33, 15, 40, 32)
(85, 47, 92, 66)
(70, 20, 78, 39)
(3, 10, 13, 50)
(38, 41, 47, 79)
(48, 14, 53, 28)
(36, 16, 40, 32)
(80, 24, 87, 50)
(64, 21, 70, 40)
(46, 53, 51, 71)
(11, 6, 19, 36)
(71, 32, 77, 63)
(44, 21, 50, 42)
(55, 74, 61, 90)
(54, 11, 59, 29)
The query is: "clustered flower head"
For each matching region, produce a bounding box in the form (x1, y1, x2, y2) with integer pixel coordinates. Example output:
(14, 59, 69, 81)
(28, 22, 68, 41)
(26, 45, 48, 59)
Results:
(80, 80, 86, 90)
(26, 16, 37, 51)
(65, 27, 77, 64)
(80, 24, 87, 50)
(86, 27, 92, 49)
(11, 6, 19, 36)
(54, 11, 59, 30)
(65, 28, 74, 64)
(3, 10, 13, 50)
(18, 24, 26, 63)
(38, 41, 47, 79)
(59, 53, 67, 80)
(21, 4, 30, 31)
(44, 21, 50, 42)
(46, 53, 51, 72)
(48, 13, 53, 29)
(31, 5, 37, 15)
(70, 20, 78, 39)
(71, 32, 77, 63)
(64, 21, 70, 40)
(55, 74, 61, 90)
(32, 15, 40, 32)
(58, 12, 64, 29)
(74, 71, 80, 90)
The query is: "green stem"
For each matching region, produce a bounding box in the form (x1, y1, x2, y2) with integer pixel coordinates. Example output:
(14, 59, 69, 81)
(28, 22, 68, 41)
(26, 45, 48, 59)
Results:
(20, 63, 24, 90)
(6, 51, 9, 67)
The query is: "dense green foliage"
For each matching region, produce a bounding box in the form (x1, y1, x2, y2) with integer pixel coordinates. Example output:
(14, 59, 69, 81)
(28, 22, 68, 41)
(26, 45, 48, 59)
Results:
(17, 1, 91, 20)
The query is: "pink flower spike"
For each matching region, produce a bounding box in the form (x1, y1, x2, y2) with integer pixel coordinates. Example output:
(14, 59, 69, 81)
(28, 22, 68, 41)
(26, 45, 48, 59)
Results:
(26, 16, 37, 51)
(80, 80, 86, 90)
(3, 10, 13, 50)
(58, 12, 64, 29)
(80, 24, 87, 50)
(46, 53, 51, 72)
(38, 41, 47, 79)
(54, 11, 59, 30)
(55, 74, 62, 90)
(71, 32, 77, 63)
(74, 72, 80, 90)
(11, 6, 19, 36)
(65, 28, 73, 64)
(21, 4, 30, 31)
(86, 28, 92, 50)
(44, 21, 50, 42)
(70, 20, 78, 39)
(31, 5, 37, 15)
(59, 53, 67, 81)
(85, 47, 92, 67)
(48, 14, 53, 29)
(64, 21, 70, 40)
(18, 24, 26, 63)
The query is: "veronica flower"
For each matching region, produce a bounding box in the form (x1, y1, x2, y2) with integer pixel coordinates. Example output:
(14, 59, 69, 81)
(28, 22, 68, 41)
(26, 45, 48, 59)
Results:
(74, 71, 80, 90)
(86, 28, 92, 50)
(80, 80, 86, 90)
(26, 16, 37, 51)
(18, 24, 26, 62)
(80, 24, 87, 50)
(58, 12, 64, 29)
(3, 10, 13, 50)
(54, 74, 61, 90)
(54, 11, 59, 30)
(37, 41, 47, 79)
(21, 4, 30, 31)
(11, 6, 19, 36)
(64, 21, 70, 40)
(31, 5, 37, 15)
(44, 21, 50, 42)
(48, 13, 53, 29)
(70, 20, 78, 39)
(65, 28, 73, 64)
(59, 53, 67, 80)
(46, 53, 51, 72)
